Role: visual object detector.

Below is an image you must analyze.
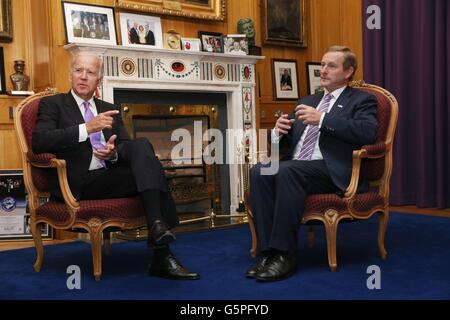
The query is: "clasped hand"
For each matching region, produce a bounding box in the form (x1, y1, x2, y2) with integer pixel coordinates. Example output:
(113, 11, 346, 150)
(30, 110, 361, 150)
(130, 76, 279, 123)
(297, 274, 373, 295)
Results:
(295, 104, 322, 125)
(93, 134, 117, 160)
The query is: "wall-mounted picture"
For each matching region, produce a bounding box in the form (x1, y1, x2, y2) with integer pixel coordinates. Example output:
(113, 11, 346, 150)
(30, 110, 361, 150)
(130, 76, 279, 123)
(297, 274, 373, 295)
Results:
(306, 62, 324, 95)
(164, 32, 181, 50)
(62, 1, 117, 45)
(119, 12, 162, 48)
(223, 34, 248, 55)
(0, 0, 12, 42)
(272, 59, 299, 100)
(198, 31, 224, 53)
(0, 47, 6, 94)
(116, 0, 226, 21)
(262, 0, 306, 47)
(181, 37, 201, 52)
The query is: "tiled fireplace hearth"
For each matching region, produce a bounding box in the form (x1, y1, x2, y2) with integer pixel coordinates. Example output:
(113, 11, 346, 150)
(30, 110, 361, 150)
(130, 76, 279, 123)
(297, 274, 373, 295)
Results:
(65, 43, 264, 215)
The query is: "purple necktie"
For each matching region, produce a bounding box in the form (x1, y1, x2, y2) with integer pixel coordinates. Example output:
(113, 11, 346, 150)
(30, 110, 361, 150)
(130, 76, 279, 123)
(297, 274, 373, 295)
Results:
(82, 101, 106, 167)
(295, 93, 333, 160)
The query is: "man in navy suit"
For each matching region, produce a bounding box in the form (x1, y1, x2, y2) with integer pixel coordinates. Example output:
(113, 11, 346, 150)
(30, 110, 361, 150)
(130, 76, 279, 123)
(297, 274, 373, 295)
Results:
(32, 52, 200, 280)
(247, 46, 378, 281)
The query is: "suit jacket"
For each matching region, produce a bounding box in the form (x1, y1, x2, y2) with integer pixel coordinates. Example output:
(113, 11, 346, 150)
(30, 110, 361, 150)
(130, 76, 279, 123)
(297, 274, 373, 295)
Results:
(32, 92, 130, 199)
(280, 86, 378, 192)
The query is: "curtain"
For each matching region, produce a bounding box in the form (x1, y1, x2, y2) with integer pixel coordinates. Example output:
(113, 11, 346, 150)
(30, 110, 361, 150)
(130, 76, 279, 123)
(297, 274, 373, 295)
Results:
(362, 0, 450, 208)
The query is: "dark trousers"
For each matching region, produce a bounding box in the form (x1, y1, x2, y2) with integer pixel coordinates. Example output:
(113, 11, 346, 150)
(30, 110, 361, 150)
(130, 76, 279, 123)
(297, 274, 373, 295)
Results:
(80, 138, 179, 230)
(249, 160, 339, 254)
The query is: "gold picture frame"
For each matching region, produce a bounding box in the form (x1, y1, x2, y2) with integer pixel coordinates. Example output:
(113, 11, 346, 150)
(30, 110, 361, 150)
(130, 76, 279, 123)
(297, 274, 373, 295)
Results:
(0, 0, 12, 42)
(116, 0, 226, 21)
(262, 0, 306, 47)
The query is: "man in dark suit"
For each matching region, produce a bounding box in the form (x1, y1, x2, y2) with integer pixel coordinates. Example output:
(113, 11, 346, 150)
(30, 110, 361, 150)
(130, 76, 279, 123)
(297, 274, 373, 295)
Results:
(32, 52, 200, 280)
(247, 46, 378, 282)
(129, 22, 139, 44)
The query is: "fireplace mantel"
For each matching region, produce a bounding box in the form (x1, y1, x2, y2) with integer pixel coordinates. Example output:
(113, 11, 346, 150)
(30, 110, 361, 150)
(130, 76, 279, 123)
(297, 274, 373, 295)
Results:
(64, 43, 264, 214)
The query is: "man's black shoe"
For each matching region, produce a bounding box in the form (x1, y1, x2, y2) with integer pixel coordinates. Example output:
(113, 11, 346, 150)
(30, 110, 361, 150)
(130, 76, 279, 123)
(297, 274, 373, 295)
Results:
(150, 220, 176, 246)
(246, 254, 271, 278)
(255, 253, 297, 282)
(149, 253, 200, 280)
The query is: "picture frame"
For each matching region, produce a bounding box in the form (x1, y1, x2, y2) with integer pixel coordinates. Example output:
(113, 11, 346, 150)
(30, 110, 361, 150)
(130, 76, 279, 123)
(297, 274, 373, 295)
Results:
(163, 32, 181, 50)
(306, 62, 324, 95)
(272, 59, 299, 100)
(262, 0, 306, 47)
(0, 0, 12, 42)
(116, 0, 226, 22)
(181, 37, 201, 52)
(198, 31, 224, 53)
(0, 47, 6, 94)
(62, 1, 117, 45)
(223, 34, 248, 55)
(119, 12, 162, 48)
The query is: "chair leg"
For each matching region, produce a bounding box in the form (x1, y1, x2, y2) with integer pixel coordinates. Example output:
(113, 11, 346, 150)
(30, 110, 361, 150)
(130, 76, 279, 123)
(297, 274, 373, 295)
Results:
(103, 230, 111, 255)
(89, 227, 103, 281)
(378, 210, 389, 259)
(323, 220, 338, 272)
(31, 220, 44, 272)
(247, 212, 257, 257)
(307, 225, 315, 248)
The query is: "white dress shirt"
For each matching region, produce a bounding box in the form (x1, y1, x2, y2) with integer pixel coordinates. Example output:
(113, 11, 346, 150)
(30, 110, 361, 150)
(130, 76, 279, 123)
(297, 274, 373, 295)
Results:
(272, 86, 347, 160)
(71, 90, 106, 170)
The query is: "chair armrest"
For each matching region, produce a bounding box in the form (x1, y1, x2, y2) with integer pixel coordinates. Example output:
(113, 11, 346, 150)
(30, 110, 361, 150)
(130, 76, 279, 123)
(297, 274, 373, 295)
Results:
(49, 158, 80, 211)
(343, 142, 387, 198)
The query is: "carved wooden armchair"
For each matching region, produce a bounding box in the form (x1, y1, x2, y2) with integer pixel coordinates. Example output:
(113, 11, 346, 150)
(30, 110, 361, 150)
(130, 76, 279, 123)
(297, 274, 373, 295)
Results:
(246, 81, 399, 271)
(14, 90, 147, 281)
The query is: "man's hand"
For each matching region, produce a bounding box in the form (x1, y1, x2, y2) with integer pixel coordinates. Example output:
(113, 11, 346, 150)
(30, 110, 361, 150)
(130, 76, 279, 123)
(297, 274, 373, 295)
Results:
(86, 110, 119, 134)
(93, 134, 117, 160)
(295, 104, 322, 125)
(274, 114, 295, 136)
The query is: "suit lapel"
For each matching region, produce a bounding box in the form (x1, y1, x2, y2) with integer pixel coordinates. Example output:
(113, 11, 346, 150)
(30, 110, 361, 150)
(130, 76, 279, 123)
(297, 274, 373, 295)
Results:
(328, 86, 353, 117)
(64, 92, 85, 124)
(94, 98, 112, 141)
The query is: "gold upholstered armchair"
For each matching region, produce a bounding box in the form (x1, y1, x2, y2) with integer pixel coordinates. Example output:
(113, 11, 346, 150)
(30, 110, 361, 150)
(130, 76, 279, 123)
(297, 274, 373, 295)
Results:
(14, 90, 147, 280)
(246, 81, 399, 271)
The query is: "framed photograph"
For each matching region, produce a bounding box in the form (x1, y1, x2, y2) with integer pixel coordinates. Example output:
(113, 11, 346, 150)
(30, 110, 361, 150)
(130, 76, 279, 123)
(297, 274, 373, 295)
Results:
(262, 0, 306, 47)
(223, 34, 248, 55)
(272, 59, 299, 100)
(198, 31, 224, 53)
(0, 47, 6, 94)
(306, 62, 324, 95)
(0, 170, 52, 240)
(62, 1, 117, 45)
(181, 37, 201, 52)
(119, 12, 162, 48)
(0, 0, 12, 42)
(116, 0, 226, 21)
(163, 32, 181, 50)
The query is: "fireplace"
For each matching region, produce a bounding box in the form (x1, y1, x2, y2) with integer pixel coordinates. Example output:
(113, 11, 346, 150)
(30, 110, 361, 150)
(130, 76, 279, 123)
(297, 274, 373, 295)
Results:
(65, 43, 263, 221)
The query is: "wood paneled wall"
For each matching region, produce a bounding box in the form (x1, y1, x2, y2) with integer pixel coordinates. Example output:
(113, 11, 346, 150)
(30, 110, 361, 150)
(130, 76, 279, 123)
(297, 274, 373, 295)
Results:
(0, 0, 363, 169)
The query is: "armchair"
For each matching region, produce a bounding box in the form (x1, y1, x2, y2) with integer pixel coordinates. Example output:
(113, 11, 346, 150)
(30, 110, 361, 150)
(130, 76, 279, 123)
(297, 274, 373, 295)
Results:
(246, 81, 399, 271)
(14, 90, 147, 281)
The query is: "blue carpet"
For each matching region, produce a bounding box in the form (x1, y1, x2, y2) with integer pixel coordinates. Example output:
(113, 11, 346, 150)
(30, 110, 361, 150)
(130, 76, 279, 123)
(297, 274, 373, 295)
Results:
(1, 212, 449, 300)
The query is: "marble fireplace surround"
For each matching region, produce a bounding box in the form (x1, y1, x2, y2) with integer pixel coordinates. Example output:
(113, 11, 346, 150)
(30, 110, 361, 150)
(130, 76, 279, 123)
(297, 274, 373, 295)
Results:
(64, 43, 264, 214)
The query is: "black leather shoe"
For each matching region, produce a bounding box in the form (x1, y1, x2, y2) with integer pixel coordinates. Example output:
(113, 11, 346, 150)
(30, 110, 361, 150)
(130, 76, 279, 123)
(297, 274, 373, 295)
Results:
(255, 253, 297, 282)
(149, 253, 200, 280)
(150, 220, 176, 246)
(246, 254, 271, 278)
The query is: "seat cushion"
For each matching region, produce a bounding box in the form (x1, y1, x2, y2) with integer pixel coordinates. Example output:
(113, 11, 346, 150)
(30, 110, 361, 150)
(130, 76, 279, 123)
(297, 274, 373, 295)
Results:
(303, 192, 385, 219)
(36, 196, 145, 224)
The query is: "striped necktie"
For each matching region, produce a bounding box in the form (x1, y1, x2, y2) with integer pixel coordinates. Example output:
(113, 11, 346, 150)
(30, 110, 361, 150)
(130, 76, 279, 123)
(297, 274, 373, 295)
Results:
(295, 93, 333, 160)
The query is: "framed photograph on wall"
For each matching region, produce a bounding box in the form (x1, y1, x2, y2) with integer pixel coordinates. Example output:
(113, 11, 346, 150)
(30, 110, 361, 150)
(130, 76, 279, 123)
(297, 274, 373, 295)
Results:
(62, 1, 117, 45)
(116, 0, 226, 22)
(198, 31, 224, 53)
(0, 0, 12, 42)
(272, 59, 299, 100)
(0, 47, 6, 94)
(262, 0, 306, 47)
(306, 62, 324, 95)
(119, 12, 162, 48)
